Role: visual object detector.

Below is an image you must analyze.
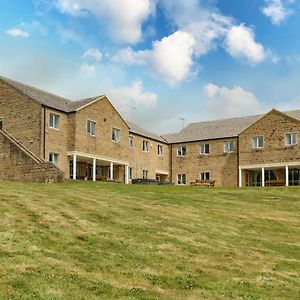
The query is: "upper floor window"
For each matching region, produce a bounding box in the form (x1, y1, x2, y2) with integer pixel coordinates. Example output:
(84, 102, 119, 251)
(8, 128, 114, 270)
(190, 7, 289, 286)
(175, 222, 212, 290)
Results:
(285, 132, 298, 146)
(252, 136, 263, 149)
(177, 174, 186, 185)
(224, 141, 235, 153)
(157, 144, 163, 155)
(143, 140, 150, 152)
(87, 120, 96, 136)
(112, 128, 120, 142)
(200, 143, 210, 155)
(200, 172, 210, 180)
(177, 146, 186, 156)
(143, 169, 149, 179)
(49, 153, 59, 166)
(49, 113, 59, 129)
(129, 136, 134, 148)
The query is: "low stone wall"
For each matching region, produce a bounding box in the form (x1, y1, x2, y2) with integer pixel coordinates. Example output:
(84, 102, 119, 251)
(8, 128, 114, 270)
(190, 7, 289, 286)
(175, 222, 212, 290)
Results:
(0, 131, 64, 183)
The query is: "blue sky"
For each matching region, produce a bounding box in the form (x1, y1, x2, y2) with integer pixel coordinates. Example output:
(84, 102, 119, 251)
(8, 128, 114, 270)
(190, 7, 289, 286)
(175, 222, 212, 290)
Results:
(1, 0, 300, 133)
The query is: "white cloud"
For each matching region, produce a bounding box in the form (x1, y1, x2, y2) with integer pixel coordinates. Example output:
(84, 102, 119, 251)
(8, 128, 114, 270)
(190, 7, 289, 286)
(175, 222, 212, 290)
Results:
(261, 0, 294, 25)
(111, 47, 147, 65)
(80, 63, 96, 76)
(150, 31, 196, 85)
(106, 80, 157, 113)
(204, 83, 261, 118)
(82, 48, 103, 62)
(225, 25, 268, 65)
(6, 28, 30, 38)
(54, 0, 156, 44)
(111, 31, 196, 85)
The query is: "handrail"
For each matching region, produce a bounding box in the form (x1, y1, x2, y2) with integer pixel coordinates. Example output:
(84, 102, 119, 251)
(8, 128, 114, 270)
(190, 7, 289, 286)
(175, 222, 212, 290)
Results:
(0, 129, 44, 164)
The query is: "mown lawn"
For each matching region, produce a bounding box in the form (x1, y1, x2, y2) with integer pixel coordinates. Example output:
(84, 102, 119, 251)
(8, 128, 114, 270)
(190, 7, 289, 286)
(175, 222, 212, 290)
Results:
(0, 180, 299, 299)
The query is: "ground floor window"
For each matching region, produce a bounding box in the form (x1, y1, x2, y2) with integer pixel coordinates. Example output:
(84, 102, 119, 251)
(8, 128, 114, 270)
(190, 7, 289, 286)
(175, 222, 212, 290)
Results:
(289, 169, 300, 186)
(177, 174, 186, 185)
(49, 153, 59, 166)
(143, 169, 149, 179)
(129, 167, 133, 180)
(200, 172, 210, 180)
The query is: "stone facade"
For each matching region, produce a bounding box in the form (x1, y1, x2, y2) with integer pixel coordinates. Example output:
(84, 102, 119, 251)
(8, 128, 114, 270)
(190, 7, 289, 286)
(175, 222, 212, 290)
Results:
(171, 138, 238, 187)
(239, 110, 300, 166)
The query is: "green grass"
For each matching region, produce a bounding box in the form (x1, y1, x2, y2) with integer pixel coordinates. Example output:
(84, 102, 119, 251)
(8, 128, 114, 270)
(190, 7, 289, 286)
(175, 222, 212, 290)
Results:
(0, 180, 299, 299)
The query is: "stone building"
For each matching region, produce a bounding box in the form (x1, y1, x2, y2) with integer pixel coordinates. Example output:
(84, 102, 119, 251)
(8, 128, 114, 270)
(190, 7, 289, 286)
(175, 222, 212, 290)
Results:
(0, 76, 300, 186)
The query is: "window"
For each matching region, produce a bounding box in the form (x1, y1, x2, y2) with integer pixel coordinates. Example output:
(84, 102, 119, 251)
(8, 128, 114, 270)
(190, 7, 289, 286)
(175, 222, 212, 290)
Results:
(177, 174, 186, 185)
(112, 128, 120, 142)
(129, 167, 133, 180)
(224, 141, 235, 153)
(49, 153, 59, 166)
(200, 143, 210, 155)
(143, 140, 150, 152)
(177, 146, 186, 156)
(143, 169, 149, 179)
(129, 136, 134, 148)
(49, 113, 59, 129)
(200, 172, 210, 180)
(87, 120, 96, 136)
(0, 118, 3, 130)
(157, 145, 163, 155)
(252, 136, 264, 149)
(285, 132, 297, 146)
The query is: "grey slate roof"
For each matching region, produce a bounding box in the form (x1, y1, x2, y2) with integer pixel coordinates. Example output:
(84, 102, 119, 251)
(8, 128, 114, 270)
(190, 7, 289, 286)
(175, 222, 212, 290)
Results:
(127, 121, 167, 143)
(0, 76, 103, 112)
(163, 110, 300, 143)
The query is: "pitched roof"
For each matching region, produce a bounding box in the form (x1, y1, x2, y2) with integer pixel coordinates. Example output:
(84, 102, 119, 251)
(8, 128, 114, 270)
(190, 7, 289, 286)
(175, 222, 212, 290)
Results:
(0, 76, 103, 112)
(127, 121, 167, 143)
(163, 110, 300, 144)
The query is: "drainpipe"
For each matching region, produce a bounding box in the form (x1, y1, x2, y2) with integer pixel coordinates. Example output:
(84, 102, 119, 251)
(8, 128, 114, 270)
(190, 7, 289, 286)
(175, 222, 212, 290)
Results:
(237, 135, 240, 187)
(43, 106, 46, 159)
(170, 144, 173, 182)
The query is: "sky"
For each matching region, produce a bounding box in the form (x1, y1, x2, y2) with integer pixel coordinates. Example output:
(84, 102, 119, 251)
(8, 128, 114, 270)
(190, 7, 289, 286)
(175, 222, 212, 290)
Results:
(0, 0, 300, 133)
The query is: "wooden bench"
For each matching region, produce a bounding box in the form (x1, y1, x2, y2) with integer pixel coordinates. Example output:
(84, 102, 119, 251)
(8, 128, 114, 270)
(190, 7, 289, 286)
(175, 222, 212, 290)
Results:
(190, 179, 215, 187)
(265, 180, 285, 186)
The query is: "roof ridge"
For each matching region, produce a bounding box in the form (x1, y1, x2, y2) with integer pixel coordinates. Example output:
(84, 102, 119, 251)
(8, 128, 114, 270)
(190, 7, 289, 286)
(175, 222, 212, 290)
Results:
(0, 76, 71, 103)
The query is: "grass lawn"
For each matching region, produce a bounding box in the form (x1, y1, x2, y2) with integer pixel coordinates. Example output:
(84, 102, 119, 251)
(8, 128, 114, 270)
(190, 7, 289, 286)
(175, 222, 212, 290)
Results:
(0, 180, 299, 299)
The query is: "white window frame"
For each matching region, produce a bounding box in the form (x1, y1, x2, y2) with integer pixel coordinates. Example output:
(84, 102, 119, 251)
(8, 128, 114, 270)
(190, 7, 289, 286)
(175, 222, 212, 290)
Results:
(129, 167, 133, 180)
(142, 169, 149, 179)
(252, 136, 264, 149)
(87, 120, 96, 136)
(285, 132, 298, 146)
(177, 174, 187, 185)
(129, 136, 134, 148)
(224, 141, 235, 153)
(49, 113, 59, 129)
(49, 152, 59, 166)
(176, 146, 186, 157)
(143, 140, 150, 152)
(200, 143, 210, 155)
(200, 172, 210, 180)
(112, 127, 120, 143)
(157, 144, 163, 156)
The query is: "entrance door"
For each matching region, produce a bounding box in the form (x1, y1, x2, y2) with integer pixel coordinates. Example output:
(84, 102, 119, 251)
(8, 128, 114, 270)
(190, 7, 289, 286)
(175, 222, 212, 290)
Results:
(0, 118, 3, 130)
